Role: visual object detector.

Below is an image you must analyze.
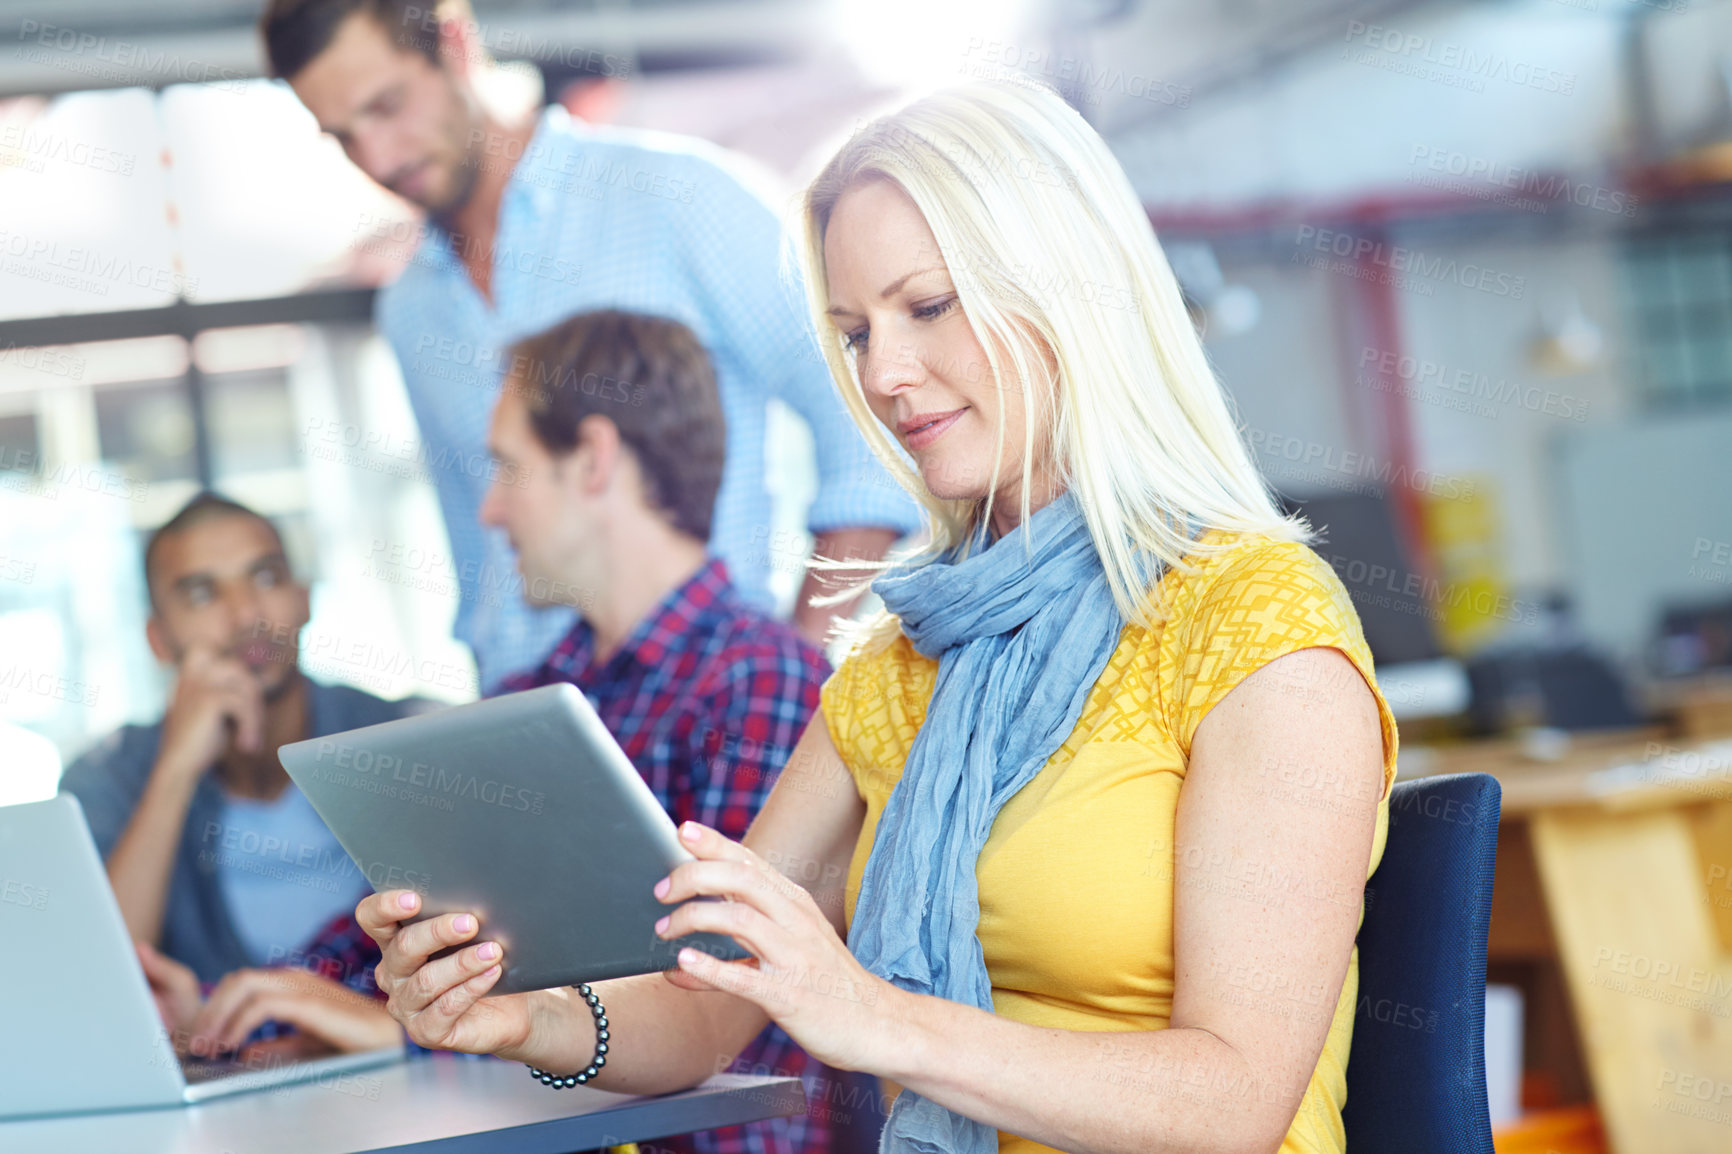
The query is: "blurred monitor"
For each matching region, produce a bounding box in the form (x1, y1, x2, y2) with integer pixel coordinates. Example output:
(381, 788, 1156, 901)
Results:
(1464, 649, 1642, 734)
(1654, 601, 1732, 678)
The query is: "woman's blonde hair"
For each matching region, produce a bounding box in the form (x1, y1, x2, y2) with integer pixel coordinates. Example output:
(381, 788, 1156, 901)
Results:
(796, 78, 1309, 644)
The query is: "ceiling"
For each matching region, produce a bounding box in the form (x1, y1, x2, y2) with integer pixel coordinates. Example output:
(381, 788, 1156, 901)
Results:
(0, 0, 1450, 100)
(2, 0, 1722, 214)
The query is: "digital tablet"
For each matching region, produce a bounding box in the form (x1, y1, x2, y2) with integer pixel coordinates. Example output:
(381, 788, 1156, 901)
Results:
(278, 682, 751, 994)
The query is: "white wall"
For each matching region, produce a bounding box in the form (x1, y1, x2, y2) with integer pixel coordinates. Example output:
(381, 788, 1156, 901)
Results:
(1555, 408, 1732, 661)
(1204, 226, 1680, 664)
(1393, 233, 1633, 588)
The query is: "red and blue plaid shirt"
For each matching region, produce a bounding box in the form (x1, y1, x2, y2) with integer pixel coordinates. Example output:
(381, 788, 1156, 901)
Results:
(300, 558, 834, 1154)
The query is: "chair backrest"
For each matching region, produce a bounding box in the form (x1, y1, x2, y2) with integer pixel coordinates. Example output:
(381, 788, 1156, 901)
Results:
(1342, 772, 1502, 1154)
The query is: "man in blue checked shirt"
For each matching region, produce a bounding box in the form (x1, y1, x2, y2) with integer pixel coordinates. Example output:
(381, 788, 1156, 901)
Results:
(261, 0, 920, 692)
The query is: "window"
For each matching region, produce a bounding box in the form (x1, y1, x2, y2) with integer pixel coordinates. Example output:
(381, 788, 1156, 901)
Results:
(1622, 231, 1732, 410)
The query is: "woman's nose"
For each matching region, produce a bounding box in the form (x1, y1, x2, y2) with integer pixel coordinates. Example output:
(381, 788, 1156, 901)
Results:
(862, 336, 924, 398)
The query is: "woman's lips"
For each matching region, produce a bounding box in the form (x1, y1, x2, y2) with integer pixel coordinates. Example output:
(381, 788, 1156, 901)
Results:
(902, 408, 965, 451)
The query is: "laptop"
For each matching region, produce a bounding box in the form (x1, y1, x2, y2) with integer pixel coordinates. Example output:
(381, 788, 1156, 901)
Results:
(277, 682, 750, 996)
(0, 794, 404, 1120)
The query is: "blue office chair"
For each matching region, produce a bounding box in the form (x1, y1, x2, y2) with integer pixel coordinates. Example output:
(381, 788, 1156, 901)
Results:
(1341, 772, 1502, 1154)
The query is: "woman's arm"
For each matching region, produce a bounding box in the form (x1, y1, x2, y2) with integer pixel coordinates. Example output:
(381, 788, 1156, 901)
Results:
(357, 711, 868, 1095)
(661, 647, 1385, 1154)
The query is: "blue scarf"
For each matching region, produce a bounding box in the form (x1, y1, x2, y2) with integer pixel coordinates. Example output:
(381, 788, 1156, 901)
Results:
(847, 491, 1137, 1154)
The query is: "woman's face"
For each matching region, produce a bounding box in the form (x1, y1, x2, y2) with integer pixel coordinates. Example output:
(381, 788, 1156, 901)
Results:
(823, 179, 1052, 526)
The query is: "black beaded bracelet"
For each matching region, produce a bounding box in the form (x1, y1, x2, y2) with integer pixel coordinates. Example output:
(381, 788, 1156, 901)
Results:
(527, 983, 610, 1088)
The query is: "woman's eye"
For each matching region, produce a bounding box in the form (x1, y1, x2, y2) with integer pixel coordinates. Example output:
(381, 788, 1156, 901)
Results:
(841, 297, 952, 355)
(913, 297, 958, 321)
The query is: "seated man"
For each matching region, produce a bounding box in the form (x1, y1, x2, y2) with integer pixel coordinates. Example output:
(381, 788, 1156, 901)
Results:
(191, 311, 844, 1151)
(58, 492, 425, 1058)
(478, 310, 837, 1154)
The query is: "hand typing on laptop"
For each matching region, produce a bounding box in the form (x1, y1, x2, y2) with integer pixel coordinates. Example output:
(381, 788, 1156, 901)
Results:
(136, 940, 403, 1063)
(0, 796, 407, 1118)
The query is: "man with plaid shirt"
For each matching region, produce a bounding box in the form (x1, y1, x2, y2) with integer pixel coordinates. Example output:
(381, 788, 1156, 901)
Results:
(472, 308, 836, 1154)
(277, 310, 850, 1153)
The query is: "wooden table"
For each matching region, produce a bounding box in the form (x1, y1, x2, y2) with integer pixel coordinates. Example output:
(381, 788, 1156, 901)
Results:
(1405, 730, 1732, 1153)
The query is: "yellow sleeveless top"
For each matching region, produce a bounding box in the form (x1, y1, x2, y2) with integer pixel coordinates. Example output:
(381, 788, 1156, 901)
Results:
(822, 533, 1400, 1154)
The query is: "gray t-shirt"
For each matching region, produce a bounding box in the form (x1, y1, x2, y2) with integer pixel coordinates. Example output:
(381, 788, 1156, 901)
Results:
(59, 679, 433, 983)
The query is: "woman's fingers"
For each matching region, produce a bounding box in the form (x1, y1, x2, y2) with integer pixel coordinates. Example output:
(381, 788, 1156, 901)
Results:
(659, 964, 722, 993)
(366, 905, 491, 1000)
(656, 823, 823, 975)
(391, 912, 488, 974)
(396, 935, 497, 1004)
(672, 946, 781, 1005)
(354, 894, 505, 1048)
(355, 890, 421, 948)
(656, 890, 791, 964)
(658, 858, 812, 933)
(404, 957, 505, 1045)
(675, 820, 755, 862)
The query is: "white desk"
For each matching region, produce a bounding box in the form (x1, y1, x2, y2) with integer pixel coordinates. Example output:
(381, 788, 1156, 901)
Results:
(0, 1054, 806, 1154)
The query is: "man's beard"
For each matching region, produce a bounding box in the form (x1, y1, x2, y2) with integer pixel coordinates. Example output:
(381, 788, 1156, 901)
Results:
(427, 152, 482, 225)
(261, 661, 305, 704)
(425, 88, 487, 225)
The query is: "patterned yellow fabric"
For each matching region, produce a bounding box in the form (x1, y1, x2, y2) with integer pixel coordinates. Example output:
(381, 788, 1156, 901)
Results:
(821, 532, 1399, 1154)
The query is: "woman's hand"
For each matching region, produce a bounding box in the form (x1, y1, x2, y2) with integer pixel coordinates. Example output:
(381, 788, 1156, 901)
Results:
(355, 890, 536, 1057)
(191, 968, 404, 1059)
(654, 821, 905, 1073)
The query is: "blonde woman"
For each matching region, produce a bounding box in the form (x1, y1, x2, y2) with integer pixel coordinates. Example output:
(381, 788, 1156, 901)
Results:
(358, 79, 1397, 1154)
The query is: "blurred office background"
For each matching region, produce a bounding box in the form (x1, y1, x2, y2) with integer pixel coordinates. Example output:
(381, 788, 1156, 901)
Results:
(1, 2, 1730, 1146)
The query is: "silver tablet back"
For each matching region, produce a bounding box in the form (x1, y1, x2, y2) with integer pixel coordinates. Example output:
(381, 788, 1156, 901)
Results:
(278, 682, 749, 994)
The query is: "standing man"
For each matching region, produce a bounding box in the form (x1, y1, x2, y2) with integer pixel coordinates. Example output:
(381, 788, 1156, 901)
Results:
(261, 0, 920, 691)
